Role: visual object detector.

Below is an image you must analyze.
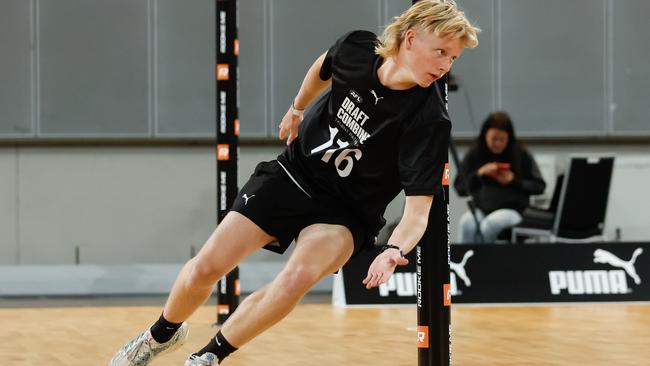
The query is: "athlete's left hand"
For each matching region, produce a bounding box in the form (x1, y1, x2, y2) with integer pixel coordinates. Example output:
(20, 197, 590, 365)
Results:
(278, 108, 302, 145)
(362, 249, 409, 289)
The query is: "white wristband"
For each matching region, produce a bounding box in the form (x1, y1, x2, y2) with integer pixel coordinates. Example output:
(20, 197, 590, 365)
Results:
(290, 101, 305, 118)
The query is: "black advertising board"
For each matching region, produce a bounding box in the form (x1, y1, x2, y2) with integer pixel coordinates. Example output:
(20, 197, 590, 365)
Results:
(334, 242, 650, 305)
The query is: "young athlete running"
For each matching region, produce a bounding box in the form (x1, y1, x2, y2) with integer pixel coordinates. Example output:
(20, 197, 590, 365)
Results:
(109, 1, 478, 364)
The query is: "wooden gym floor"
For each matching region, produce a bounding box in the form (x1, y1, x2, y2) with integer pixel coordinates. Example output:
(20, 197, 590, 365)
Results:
(1, 297, 649, 365)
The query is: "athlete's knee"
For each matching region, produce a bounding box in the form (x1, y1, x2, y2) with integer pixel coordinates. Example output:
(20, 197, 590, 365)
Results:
(186, 258, 223, 288)
(274, 265, 323, 298)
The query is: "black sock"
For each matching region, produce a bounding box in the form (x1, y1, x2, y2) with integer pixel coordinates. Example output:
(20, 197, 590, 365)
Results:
(149, 313, 183, 344)
(194, 330, 238, 362)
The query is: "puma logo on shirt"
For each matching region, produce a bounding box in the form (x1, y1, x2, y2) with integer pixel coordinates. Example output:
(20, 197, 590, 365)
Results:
(371, 90, 384, 105)
(242, 194, 256, 205)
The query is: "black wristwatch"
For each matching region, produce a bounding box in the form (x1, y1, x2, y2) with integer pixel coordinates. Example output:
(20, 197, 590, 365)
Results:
(380, 244, 404, 258)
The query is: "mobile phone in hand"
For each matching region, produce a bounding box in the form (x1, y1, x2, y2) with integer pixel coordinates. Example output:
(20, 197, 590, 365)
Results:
(496, 163, 511, 171)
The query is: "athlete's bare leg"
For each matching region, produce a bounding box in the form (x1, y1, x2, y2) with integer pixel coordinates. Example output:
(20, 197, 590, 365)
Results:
(162, 212, 275, 323)
(218, 223, 355, 346)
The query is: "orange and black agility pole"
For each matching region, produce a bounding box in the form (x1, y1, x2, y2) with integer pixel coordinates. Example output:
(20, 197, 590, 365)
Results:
(415, 0, 453, 362)
(215, 0, 240, 325)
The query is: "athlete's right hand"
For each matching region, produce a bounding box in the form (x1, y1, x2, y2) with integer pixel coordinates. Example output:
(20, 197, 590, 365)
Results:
(362, 249, 409, 289)
(278, 108, 302, 145)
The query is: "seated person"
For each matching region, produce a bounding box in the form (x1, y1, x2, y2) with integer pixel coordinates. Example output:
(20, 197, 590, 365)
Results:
(454, 111, 545, 243)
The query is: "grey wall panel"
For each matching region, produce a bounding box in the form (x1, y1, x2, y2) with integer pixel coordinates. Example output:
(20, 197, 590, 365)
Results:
(500, 0, 606, 136)
(0, 0, 32, 136)
(38, 0, 149, 136)
(239, 0, 268, 137)
(0, 149, 18, 264)
(385, 0, 411, 23)
(270, 0, 381, 132)
(449, 0, 495, 136)
(156, 0, 216, 136)
(1, 0, 646, 141)
(5, 144, 650, 273)
(611, 1, 650, 135)
(18, 147, 216, 264)
(0, 262, 331, 295)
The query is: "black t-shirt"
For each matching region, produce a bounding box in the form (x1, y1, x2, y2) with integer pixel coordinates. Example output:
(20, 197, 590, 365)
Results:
(277, 30, 450, 235)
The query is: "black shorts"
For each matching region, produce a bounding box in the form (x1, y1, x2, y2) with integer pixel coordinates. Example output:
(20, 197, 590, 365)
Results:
(230, 160, 374, 255)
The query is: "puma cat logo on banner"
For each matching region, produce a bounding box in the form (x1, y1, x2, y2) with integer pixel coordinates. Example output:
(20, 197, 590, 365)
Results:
(549, 248, 644, 295)
(449, 250, 474, 296)
(593, 248, 643, 285)
(370, 90, 383, 105)
(450, 250, 474, 287)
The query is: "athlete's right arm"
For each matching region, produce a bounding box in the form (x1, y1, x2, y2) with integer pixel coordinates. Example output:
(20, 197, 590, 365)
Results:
(279, 52, 331, 145)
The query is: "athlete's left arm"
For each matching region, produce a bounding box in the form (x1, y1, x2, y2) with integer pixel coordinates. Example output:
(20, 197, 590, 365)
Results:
(362, 195, 433, 289)
(279, 52, 331, 145)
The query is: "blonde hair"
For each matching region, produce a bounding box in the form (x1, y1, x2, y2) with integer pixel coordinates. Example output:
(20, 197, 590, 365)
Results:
(375, 0, 480, 58)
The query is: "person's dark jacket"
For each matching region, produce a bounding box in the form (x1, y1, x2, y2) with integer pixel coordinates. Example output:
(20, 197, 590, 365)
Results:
(454, 146, 546, 214)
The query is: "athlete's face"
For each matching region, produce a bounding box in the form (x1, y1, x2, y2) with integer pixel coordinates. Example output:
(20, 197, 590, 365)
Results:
(403, 29, 464, 88)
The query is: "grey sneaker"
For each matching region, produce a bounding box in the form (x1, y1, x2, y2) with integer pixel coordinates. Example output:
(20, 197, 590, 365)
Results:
(185, 352, 220, 366)
(108, 322, 189, 366)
